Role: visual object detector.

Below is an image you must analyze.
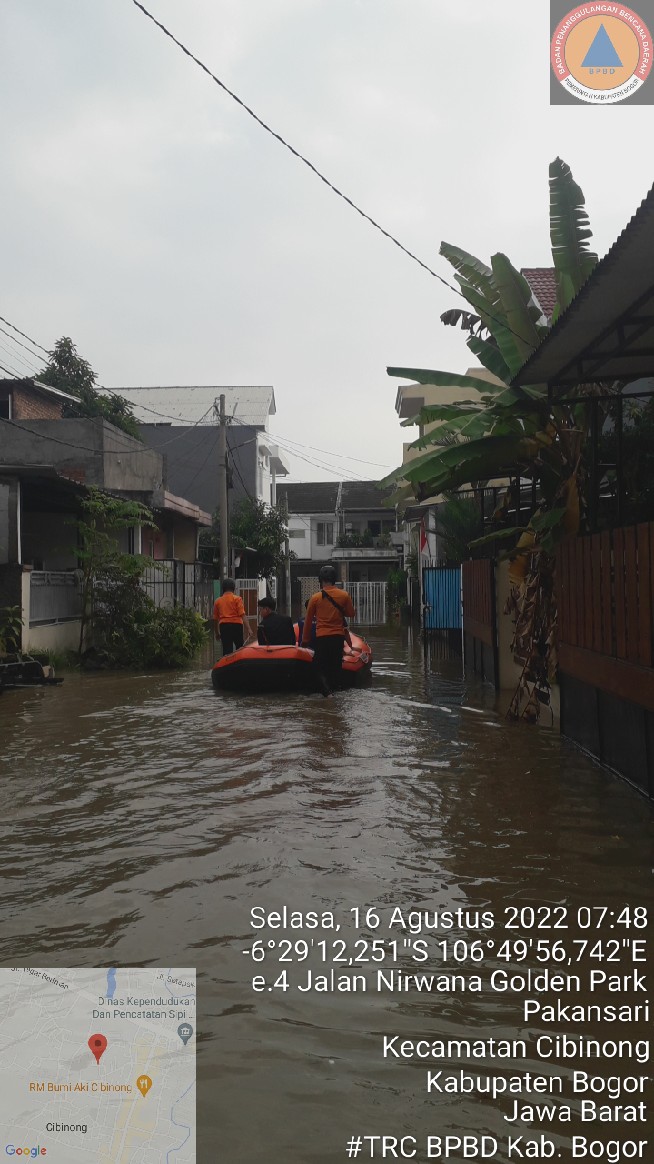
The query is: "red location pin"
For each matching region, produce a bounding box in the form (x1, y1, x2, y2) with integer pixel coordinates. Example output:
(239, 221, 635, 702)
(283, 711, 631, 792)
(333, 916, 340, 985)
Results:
(88, 1034, 108, 1065)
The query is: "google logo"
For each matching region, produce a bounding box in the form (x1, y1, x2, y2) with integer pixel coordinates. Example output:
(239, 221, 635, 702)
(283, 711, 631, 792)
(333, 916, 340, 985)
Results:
(4, 1149, 47, 1158)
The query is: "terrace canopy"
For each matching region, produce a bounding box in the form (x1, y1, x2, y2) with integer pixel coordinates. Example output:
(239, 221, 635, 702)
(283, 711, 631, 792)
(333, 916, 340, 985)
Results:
(512, 181, 654, 394)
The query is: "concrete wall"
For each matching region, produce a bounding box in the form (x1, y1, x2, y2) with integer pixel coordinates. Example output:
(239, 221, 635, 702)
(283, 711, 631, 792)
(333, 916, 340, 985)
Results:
(4, 418, 163, 492)
(139, 423, 258, 517)
(26, 619, 81, 654)
(171, 521, 197, 563)
(289, 513, 337, 562)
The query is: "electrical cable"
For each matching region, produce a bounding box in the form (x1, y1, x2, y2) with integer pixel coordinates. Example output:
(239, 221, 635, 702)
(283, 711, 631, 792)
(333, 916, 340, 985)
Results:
(0, 325, 46, 364)
(0, 356, 26, 380)
(225, 413, 367, 480)
(269, 430, 392, 469)
(129, 0, 538, 349)
(0, 315, 49, 354)
(0, 341, 41, 377)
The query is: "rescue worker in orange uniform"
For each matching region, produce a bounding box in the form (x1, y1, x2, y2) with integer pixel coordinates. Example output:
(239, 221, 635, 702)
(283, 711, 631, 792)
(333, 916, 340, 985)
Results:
(213, 579, 253, 655)
(302, 565, 356, 696)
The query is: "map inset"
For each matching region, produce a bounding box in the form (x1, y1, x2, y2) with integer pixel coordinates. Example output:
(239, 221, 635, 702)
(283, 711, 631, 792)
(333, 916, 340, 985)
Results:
(0, 967, 196, 1162)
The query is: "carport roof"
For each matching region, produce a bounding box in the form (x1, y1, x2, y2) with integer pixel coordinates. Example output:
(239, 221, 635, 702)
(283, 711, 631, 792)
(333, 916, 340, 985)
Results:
(512, 181, 654, 391)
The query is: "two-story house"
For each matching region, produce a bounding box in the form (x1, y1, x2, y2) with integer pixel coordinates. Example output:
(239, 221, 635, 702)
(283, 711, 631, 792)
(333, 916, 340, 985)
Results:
(114, 385, 290, 516)
(278, 479, 401, 613)
(0, 378, 211, 653)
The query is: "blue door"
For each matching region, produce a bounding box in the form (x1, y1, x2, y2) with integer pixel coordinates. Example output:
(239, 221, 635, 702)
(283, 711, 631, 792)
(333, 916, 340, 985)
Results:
(422, 566, 461, 630)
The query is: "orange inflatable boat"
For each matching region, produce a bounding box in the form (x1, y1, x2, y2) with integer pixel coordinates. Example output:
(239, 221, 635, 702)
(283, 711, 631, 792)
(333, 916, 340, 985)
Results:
(211, 632, 372, 692)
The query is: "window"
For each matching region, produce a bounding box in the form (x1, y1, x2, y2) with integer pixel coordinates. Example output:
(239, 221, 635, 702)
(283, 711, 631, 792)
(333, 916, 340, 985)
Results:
(316, 522, 334, 546)
(0, 398, 10, 419)
(288, 529, 305, 539)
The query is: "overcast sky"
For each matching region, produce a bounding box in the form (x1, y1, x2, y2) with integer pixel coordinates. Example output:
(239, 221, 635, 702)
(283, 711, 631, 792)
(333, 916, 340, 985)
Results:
(1, 0, 652, 481)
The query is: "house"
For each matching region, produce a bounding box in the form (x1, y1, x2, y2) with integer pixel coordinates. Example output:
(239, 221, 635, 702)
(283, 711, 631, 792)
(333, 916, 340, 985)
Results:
(278, 479, 400, 612)
(0, 378, 211, 653)
(114, 385, 290, 516)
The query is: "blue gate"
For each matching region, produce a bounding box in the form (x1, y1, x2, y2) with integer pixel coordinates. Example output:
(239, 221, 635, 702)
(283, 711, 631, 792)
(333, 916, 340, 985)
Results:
(422, 565, 461, 630)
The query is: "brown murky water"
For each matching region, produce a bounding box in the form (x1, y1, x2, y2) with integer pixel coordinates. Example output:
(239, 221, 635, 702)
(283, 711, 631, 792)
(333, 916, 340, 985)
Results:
(0, 629, 652, 1163)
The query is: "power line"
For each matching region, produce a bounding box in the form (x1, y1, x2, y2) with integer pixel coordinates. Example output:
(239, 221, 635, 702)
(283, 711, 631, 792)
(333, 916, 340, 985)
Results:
(0, 341, 41, 378)
(269, 431, 392, 469)
(0, 315, 49, 354)
(0, 324, 46, 364)
(129, 0, 537, 349)
(0, 356, 26, 380)
(129, 0, 445, 282)
(273, 436, 363, 481)
(225, 413, 369, 480)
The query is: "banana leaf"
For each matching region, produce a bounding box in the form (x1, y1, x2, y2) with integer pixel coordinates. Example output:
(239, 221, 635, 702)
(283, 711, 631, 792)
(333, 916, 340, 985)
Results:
(466, 334, 513, 382)
(439, 242, 496, 301)
(468, 526, 527, 549)
(408, 409, 496, 450)
(490, 254, 548, 369)
(387, 367, 505, 393)
(400, 402, 481, 427)
(457, 281, 526, 377)
(530, 506, 567, 531)
(397, 432, 541, 493)
(549, 157, 598, 315)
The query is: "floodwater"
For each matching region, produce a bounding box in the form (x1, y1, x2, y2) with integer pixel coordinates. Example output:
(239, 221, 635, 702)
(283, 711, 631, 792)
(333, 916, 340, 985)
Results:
(0, 628, 652, 1163)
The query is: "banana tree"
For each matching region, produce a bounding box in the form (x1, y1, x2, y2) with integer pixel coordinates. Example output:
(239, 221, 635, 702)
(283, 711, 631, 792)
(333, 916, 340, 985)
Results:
(386, 158, 604, 719)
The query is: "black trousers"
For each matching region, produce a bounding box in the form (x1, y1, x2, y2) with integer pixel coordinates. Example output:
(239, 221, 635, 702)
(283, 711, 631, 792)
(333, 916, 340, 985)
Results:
(313, 635, 345, 695)
(220, 623, 244, 655)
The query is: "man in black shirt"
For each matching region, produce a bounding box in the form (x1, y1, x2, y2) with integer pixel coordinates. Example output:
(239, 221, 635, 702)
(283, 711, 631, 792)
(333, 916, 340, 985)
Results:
(256, 596, 297, 646)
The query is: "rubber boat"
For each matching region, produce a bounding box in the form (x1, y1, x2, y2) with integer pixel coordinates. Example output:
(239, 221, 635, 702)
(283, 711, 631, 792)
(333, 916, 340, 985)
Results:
(211, 631, 372, 692)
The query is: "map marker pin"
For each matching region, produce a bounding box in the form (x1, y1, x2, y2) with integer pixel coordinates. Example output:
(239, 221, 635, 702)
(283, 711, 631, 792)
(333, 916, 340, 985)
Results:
(137, 1075, 152, 1097)
(88, 1034, 108, 1065)
(177, 1023, 193, 1046)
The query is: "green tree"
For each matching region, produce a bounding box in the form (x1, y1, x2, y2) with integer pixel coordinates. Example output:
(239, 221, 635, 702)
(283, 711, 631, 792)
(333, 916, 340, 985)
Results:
(73, 488, 206, 667)
(386, 158, 606, 719)
(73, 487, 155, 655)
(39, 336, 141, 440)
(230, 498, 290, 578)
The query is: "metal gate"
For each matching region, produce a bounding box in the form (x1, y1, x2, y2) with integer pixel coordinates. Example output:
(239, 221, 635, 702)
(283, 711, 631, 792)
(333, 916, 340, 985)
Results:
(422, 565, 461, 630)
(345, 581, 387, 625)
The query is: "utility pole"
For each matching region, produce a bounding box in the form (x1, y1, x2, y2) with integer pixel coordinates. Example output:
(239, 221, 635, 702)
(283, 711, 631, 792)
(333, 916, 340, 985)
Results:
(282, 497, 292, 616)
(217, 394, 229, 582)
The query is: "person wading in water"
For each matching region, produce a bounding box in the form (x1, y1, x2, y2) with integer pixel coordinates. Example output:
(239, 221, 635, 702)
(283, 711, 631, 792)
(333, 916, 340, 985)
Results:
(301, 565, 355, 697)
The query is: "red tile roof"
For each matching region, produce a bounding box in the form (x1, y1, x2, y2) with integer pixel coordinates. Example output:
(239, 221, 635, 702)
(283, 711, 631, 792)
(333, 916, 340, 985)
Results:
(521, 268, 557, 321)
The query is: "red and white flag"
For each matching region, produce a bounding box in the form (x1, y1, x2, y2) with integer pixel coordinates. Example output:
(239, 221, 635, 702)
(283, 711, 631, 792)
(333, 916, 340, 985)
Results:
(419, 518, 428, 555)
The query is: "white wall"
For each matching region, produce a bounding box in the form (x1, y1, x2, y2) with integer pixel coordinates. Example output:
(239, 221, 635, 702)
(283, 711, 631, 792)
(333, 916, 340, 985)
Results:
(287, 513, 336, 560)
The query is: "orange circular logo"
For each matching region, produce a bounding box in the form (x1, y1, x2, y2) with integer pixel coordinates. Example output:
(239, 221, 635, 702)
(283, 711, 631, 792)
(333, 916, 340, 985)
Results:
(551, 5, 652, 102)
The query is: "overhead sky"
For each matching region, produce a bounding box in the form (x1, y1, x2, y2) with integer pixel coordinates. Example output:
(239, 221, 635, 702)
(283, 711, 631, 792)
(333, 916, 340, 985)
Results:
(1, 0, 652, 481)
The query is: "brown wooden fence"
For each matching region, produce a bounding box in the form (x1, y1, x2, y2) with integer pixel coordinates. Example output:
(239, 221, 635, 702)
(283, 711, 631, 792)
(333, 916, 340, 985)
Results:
(557, 522, 654, 709)
(462, 559, 495, 646)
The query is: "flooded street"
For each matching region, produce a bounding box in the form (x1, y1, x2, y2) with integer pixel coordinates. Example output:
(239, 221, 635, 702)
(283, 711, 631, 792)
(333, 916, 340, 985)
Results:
(0, 628, 652, 1163)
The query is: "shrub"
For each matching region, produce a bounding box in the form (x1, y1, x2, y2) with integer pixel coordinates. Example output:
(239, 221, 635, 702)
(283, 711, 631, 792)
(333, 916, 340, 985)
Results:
(142, 606, 208, 668)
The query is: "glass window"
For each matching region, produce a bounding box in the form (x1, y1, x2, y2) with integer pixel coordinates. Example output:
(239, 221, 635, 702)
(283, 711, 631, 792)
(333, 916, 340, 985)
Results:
(316, 522, 334, 546)
(288, 529, 305, 539)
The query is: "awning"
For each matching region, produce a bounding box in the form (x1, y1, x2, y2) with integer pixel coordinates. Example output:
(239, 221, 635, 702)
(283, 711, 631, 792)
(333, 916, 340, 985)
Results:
(512, 181, 654, 392)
